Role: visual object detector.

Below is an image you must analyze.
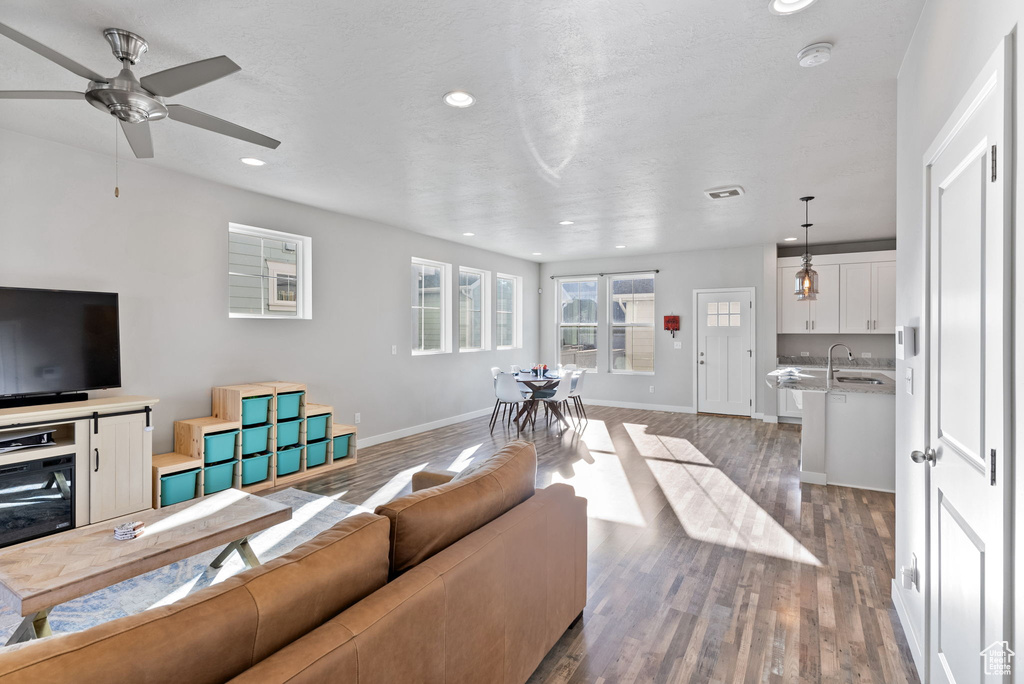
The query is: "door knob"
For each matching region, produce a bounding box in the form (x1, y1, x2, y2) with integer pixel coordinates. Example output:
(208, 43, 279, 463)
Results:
(910, 448, 936, 465)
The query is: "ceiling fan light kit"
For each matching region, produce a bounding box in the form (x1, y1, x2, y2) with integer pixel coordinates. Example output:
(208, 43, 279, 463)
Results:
(0, 22, 280, 159)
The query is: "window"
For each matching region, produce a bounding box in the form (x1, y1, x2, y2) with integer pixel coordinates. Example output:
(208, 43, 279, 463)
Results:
(229, 223, 312, 319)
(412, 257, 451, 354)
(610, 274, 655, 373)
(706, 301, 741, 327)
(558, 278, 598, 370)
(458, 267, 490, 351)
(496, 274, 522, 349)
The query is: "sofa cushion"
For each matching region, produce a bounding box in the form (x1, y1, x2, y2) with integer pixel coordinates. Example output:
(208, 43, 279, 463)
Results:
(0, 513, 391, 684)
(374, 440, 537, 577)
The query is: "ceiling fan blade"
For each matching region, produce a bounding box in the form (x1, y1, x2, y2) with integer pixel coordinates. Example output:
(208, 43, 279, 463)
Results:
(166, 104, 280, 149)
(140, 56, 240, 97)
(0, 22, 107, 82)
(0, 90, 83, 99)
(120, 120, 154, 159)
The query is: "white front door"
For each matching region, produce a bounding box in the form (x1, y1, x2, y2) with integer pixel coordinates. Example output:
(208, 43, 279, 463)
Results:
(696, 290, 753, 416)
(922, 39, 1012, 683)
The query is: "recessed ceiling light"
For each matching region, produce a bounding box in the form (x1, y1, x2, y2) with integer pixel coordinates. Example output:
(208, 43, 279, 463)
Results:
(768, 0, 819, 15)
(532, 252, 542, 256)
(615, 245, 627, 249)
(462, 232, 475, 236)
(798, 42, 833, 68)
(443, 91, 475, 108)
(559, 220, 574, 226)
(784, 237, 799, 242)
(240, 157, 265, 166)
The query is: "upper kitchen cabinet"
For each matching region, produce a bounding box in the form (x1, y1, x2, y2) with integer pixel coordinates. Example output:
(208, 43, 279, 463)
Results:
(778, 251, 896, 335)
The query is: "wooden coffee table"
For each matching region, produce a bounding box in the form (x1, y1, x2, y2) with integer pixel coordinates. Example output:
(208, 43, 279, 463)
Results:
(0, 489, 291, 645)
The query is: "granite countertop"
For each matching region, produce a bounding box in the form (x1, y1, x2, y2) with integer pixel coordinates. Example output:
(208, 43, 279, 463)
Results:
(767, 368, 896, 396)
(776, 356, 895, 370)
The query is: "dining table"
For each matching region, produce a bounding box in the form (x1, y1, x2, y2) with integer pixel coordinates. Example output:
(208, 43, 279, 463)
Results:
(511, 371, 570, 430)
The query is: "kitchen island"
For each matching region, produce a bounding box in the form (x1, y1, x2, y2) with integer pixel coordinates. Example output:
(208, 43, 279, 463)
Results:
(768, 368, 896, 492)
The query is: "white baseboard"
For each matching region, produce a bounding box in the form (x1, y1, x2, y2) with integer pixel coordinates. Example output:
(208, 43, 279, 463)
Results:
(358, 406, 493, 448)
(891, 579, 925, 680)
(584, 398, 696, 414)
(755, 413, 779, 423)
(799, 470, 827, 486)
(827, 480, 896, 494)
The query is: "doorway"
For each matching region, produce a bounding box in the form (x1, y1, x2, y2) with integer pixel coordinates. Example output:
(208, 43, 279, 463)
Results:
(694, 288, 755, 416)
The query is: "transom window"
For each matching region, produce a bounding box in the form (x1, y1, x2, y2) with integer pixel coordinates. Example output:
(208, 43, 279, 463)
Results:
(609, 274, 655, 372)
(228, 223, 312, 319)
(412, 257, 452, 354)
(459, 267, 490, 351)
(496, 274, 522, 349)
(558, 278, 598, 370)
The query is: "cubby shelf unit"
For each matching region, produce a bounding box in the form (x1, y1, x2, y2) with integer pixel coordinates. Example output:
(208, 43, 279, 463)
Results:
(152, 381, 358, 508)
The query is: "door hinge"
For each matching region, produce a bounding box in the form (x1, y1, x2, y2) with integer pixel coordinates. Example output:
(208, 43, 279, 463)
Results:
(749, 399, 753, 406)
(991, 449, 996, 485)
(992, 145, 997, 182)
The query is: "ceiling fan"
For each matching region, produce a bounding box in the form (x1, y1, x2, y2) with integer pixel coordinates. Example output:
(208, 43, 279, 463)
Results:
(0, 22, 280, 158)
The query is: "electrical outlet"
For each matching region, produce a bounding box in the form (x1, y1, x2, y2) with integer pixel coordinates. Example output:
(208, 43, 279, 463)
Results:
(674, 341, 682, 350)
(800, 351, 810, 357)
(354, 413, 361, 424)
(861, 352, 872, 358)
(829, 393, 847, 403)
(649, 386, 655, 394)
(391, 345, 397, 355)
(905, 368, 914, 395)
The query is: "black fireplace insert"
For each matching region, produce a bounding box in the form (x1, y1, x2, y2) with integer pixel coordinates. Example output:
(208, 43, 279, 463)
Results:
(0, 455, 75, 549)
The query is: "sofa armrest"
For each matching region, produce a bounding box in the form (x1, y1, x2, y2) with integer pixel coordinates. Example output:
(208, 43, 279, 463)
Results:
(411, 470, 455, 492)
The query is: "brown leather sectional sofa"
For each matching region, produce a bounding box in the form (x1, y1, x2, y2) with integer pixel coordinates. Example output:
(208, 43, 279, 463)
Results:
(0, 440, 587, 683)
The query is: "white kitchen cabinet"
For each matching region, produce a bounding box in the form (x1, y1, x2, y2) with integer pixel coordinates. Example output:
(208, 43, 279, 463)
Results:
(777, 266, 811, 333)
(809, 264, 839, 333)
(839, 261, 896, 334)
(90, 412, 152, 523)
(777, 388, 804, 418)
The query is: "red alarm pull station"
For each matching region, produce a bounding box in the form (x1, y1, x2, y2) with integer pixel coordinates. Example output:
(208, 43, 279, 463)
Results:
(664, 315, 680, 338)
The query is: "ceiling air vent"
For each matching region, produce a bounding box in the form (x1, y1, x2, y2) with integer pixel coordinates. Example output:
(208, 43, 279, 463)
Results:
(704, 185, 744, 200)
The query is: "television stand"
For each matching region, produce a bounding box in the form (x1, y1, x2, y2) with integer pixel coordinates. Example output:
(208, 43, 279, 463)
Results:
(0, 393, 89, 411)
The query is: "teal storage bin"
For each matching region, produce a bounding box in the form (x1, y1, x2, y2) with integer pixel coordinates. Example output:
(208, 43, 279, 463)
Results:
(277, 391, 304, 421)
(277, 446, 302, 476)
(306, 415, 329, 442)
(204, 461, 235, 495)
(333, 434, 351, 460)
(277, 419, 301, 448)
(240, 453, 271, 486)
(161, 469, 199, 507)
(241, 395, 272, 427)
(306, 440, 328, 468)
(241, 424, 271, 456)
(204, 430, 238, 464)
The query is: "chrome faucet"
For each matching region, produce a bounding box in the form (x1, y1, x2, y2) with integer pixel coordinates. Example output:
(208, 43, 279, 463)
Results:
(827, 343, 853, 387)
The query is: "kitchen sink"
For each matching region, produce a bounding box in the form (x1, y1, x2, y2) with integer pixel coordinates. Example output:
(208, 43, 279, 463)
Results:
(836, 376, 884, 385)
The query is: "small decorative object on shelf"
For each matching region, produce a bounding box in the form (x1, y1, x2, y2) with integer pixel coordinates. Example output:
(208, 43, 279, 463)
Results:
(114, 521, 145, 540)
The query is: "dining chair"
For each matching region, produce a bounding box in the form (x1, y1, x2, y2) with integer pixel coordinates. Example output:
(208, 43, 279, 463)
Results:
(568, 369, 588, 425)
(490, 372, 528, 431)
(534, 377, 574, 432)
(491, 366, 501, 379)
(563, 364, 577, 372)
(510, 365, 521, 374)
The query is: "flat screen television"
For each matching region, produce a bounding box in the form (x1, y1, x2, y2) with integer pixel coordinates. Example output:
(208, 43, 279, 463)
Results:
(0, 287, 121, 398)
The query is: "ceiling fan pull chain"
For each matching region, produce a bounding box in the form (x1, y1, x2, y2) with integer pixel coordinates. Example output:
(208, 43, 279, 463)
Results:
(114, 118, 119, 198)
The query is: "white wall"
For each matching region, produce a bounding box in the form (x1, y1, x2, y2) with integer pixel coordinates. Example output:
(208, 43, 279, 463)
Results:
(538, 244, 777, 415)
(0, 128, 540, 452)
(895, 0, 1023, 676)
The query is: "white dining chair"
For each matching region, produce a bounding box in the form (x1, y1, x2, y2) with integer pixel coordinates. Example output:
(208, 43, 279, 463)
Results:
(563, 364, 577, 372)
(490, 372, 529, 431)
(568, 369, 588, 424)
(534, 377, 574, 432)
(510, 365, 521, 374)
(491, 366, 501, 379)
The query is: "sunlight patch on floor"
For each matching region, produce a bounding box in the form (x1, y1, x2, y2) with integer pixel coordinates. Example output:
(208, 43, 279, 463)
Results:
(624, 423, 820, 566)
(360, 463, 428, 510)
(447, 444, 482, 473)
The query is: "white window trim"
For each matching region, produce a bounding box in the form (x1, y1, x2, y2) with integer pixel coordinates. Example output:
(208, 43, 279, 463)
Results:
(556, 276, 599, 371)
(608, 272, 656, 375)
(412, 257, 452, 355)
(266, 260, 297, 312)
(228, 223, 312, 320)
(496, 273, 523, 350)
(458, 266, 491, 352)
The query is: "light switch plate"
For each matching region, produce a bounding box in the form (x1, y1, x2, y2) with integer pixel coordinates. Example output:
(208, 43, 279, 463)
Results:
(674, 341, 682, 349)
(905, 368, 914, 395)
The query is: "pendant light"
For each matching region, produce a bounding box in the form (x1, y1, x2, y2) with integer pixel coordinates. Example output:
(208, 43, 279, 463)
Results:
(793, 196, 819, 301)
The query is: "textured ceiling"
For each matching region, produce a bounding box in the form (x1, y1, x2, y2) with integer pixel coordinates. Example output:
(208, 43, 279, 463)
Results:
(0, 0, 924, 261)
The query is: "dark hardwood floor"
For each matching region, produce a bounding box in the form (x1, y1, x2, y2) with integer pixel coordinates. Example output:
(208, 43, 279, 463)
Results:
(294, 406, 919, 684)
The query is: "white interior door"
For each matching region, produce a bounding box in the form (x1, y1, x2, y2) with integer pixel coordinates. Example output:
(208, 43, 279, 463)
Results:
(697, 290, 753, 416)
(922, 39, 1011, 683)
